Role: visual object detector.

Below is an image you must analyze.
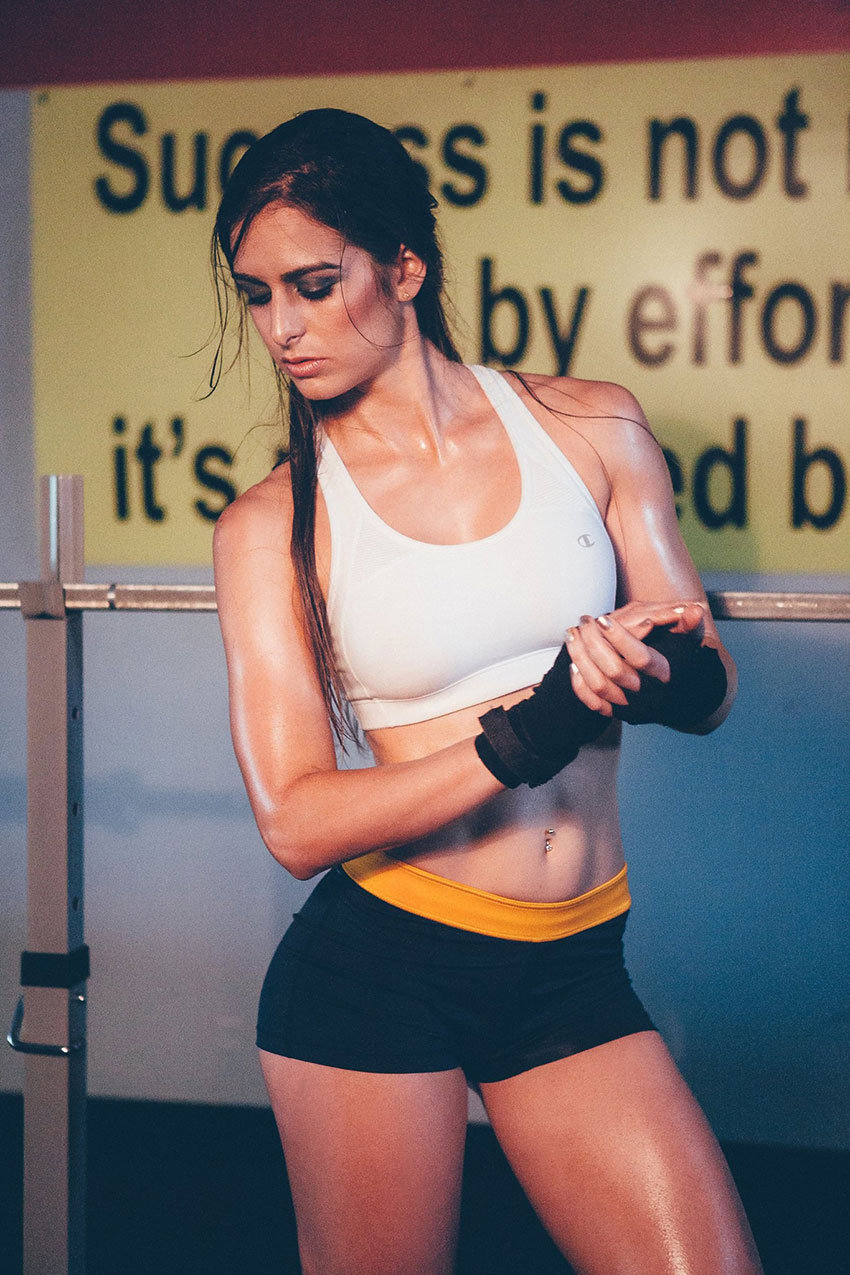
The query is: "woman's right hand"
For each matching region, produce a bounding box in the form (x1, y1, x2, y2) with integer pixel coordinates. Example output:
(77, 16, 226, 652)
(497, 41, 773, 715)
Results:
(565, 601, 706, 716)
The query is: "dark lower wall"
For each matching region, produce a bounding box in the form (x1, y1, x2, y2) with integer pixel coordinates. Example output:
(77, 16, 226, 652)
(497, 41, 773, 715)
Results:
(1, 1093, 848, 1275)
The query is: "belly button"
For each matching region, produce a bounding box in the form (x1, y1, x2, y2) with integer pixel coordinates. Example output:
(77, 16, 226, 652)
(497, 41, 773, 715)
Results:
(544, 828, 556, 854)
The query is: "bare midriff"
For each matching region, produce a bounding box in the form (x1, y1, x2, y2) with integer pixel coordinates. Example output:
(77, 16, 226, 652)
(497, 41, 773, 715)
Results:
(366, 683, 625, 905)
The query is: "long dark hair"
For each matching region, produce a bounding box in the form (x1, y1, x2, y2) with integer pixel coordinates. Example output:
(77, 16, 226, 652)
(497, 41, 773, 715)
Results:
(211, 108, 462, 744)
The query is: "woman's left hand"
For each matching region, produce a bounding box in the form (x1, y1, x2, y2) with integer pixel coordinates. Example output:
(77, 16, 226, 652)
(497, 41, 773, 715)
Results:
(565, 601, 706, 716)
(525, 374, 736, 729)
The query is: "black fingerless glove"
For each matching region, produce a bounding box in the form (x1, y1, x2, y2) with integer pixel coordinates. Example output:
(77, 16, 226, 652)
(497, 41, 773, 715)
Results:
(474, 643, 610, 788)
(612, 627, 727, 729)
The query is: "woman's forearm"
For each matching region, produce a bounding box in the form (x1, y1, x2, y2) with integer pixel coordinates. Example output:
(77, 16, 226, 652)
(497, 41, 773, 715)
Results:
(251, 734, 503, 878)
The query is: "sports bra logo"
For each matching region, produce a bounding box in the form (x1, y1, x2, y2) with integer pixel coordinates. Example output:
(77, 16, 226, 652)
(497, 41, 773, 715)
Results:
(577, 533, 595, 547)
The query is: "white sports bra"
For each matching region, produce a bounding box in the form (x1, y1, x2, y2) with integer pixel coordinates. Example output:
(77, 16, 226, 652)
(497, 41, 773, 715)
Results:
(317, 365, 617, 730)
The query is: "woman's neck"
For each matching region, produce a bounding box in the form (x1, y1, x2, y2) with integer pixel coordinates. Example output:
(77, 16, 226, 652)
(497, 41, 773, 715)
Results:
(322, 338, 472, 462)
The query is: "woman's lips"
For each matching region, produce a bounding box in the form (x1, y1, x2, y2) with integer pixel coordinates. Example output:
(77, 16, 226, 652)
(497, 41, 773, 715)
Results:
(280, 357, 326, 378)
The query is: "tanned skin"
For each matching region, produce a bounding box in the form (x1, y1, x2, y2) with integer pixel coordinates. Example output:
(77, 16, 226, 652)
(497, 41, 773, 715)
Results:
(214, 204, 760, 1275)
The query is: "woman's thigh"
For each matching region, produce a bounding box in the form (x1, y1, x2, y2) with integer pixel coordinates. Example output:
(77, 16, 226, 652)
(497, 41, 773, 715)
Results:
(259, 1050, 469, 1275)
(480, 1031, 763, 1275)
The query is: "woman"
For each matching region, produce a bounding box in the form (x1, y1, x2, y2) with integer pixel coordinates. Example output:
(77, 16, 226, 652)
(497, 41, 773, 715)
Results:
(212, 108, 762, 1275)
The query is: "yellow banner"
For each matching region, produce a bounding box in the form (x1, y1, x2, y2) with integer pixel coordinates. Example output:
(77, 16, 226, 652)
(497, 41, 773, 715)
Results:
(32, 54, 849, 568)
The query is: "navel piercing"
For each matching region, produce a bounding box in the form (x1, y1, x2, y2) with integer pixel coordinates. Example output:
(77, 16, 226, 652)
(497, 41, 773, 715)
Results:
(544, 828, 556, 853)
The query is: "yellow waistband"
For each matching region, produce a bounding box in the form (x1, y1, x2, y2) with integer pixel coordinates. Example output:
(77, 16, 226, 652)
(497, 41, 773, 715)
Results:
(341, 853, 630, 942)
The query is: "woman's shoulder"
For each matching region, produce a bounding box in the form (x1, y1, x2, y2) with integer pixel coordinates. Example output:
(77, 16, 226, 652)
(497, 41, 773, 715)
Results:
(513, 372, 663, 473)
(212, 460, 294, 563)
(513, 372, 648, 430)
(214, 460, 293, 535)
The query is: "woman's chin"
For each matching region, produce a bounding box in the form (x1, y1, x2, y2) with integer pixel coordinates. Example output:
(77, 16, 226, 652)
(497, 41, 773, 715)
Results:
(295, 378, 369, 411)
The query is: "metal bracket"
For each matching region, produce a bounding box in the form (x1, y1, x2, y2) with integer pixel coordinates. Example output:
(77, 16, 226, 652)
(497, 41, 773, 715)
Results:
(21, 943, 90, 988)
(7, 993, 86, 1057)
(18, 580, 66, 619)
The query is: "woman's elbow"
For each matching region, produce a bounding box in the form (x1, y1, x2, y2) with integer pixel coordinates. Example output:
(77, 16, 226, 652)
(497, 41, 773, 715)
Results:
(274, 848, 323, 881)
(257, 818, 324, 880)
(253, 792, 331, 879)
(241, 766, 329, 878)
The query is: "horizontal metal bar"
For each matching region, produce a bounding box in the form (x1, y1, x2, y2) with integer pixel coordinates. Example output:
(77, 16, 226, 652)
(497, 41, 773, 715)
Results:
(0, 582, 22, 608)
(66, 583, 219, 612)
(0, 583, 217, 611)
(1, 583, 849, 620)
(705, 591, 850, 622)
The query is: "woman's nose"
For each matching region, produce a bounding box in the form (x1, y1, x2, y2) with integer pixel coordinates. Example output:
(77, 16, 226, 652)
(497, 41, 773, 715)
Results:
(270, 296, 305, 346)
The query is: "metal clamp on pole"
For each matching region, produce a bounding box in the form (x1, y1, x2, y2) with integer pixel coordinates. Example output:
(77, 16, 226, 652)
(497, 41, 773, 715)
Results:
(7, 945, 90, 1056)
(17, 579, 67, 619)
(7, 996, 86, 1058)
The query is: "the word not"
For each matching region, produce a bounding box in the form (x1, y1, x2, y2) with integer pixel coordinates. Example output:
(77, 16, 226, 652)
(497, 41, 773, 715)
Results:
(649, 88, 810, 201)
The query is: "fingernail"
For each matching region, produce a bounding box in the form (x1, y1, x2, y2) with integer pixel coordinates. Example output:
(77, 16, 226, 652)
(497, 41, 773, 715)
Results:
(596, 614, 612, 629)
(565, 628, 576, 643)
(570, 662, 579, 676)
(673, 606, 685, 614)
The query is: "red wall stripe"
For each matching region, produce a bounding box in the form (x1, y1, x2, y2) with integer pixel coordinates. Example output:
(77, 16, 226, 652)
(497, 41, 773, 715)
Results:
(5, 0, 850, 89)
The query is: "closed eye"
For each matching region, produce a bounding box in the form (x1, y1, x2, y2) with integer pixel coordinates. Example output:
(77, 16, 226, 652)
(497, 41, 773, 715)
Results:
(237, 279, 337, 306)
(298, 281, 336, 301)
(236, 284, 270, 307)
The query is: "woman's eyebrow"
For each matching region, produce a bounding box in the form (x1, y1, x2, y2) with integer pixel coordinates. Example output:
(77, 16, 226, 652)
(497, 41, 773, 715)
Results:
(233, 261, 340, 285)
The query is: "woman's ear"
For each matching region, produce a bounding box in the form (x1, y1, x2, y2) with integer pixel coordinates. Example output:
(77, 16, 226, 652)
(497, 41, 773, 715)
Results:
(395, 245, 427, 302)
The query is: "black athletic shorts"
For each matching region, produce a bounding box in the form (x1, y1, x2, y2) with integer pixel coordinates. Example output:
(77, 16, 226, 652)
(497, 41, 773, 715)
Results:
(256, 864, 655, 1084)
